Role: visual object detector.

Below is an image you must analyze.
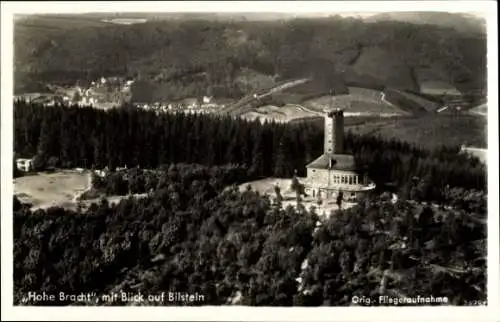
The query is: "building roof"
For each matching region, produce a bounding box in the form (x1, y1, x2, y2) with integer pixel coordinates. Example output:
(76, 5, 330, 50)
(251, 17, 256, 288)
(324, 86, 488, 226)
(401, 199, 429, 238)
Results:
(306, 153, 358, 171)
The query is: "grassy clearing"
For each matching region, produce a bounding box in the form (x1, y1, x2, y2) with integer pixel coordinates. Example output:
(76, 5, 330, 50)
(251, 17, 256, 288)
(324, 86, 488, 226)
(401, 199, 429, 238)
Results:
(15, 15, 109, 31)
(303, 92, 409, 116)
(14, 170, 90, 210)
(238, 178, 356, 218)
(14, 170, 149, 211)
(468, 104, 487, 116)
(384, 89, 439, 114)
(242, 104, 315, 123)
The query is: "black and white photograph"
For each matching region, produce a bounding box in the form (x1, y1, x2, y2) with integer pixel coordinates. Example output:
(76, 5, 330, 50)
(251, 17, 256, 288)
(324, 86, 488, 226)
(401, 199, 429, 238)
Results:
(1, 1, 498, 321)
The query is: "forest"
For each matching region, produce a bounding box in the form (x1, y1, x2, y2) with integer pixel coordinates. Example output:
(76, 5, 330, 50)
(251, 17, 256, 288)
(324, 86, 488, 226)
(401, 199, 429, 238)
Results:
(13, 99, 488, 306)
(14, 100, 486, 203)
(14, 162, 486, 306)
(15, 15, 486, 101)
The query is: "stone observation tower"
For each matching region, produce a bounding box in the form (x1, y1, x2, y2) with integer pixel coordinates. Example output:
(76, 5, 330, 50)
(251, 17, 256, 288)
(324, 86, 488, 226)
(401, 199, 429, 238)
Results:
(324, 108, 345, 156)
(304, 105, 375, 202)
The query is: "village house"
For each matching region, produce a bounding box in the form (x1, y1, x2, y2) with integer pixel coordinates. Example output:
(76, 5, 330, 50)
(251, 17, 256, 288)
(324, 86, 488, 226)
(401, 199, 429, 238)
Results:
(202, 96, 212, 104)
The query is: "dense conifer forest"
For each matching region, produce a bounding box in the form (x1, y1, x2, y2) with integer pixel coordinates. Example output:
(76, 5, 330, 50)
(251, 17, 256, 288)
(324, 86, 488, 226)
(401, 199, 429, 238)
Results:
(14, 101, 485, 202)
(13, 101, 487, 306)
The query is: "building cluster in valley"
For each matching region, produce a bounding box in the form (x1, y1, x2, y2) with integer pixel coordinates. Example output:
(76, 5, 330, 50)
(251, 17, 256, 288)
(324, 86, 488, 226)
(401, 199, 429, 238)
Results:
(15, 76, 134, 109)
(133, 95, 229, 114)
(15, 75, 233, 114)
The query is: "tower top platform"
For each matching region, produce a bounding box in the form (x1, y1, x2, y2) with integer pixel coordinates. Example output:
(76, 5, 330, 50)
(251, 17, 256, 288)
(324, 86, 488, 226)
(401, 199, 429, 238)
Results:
(323, 107, 344, 116)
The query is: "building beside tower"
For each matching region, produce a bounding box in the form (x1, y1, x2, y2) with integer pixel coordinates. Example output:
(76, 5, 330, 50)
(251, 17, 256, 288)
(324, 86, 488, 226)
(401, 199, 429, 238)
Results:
(304, 108, 375, 201)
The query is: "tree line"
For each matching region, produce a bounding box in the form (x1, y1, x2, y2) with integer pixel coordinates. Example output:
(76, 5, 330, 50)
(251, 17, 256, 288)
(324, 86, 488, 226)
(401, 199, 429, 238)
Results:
(14, 100, 485, 202)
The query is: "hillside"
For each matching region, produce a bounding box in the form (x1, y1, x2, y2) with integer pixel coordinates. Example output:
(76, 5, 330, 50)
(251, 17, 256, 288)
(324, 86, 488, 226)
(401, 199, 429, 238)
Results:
(467, 103, 487, 117)
(234, 82, 439, 121)
(348, 115, 487, 149)
(303, 87, 409, 115)
(14, 13, 486, 98)
(384, 89, 440, 114)
(366, 12, 486, 34)
(241, 104, 313, 123)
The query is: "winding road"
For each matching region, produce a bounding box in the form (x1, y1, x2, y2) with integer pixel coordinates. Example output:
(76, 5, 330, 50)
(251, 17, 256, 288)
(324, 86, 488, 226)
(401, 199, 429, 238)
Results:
(218, 78, 311, 116)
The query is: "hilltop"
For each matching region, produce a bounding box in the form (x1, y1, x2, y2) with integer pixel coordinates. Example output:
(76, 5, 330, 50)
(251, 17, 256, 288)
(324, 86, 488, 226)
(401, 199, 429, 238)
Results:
(366, 12, 486, 34)
(15, 13, 486, 102)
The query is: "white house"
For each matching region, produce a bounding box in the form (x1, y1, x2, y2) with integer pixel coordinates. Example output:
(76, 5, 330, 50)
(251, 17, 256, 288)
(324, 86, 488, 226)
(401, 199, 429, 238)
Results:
(16, 158, 33, 172)
(202, 96, 212, 104)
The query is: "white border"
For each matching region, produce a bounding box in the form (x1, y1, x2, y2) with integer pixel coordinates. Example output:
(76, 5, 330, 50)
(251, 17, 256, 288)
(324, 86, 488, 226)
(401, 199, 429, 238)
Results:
(1, 1, 498, 321)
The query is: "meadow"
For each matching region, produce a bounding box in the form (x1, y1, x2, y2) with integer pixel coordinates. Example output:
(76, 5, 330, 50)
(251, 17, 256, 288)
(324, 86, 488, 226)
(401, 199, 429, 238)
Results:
(14, 170, 90, 210)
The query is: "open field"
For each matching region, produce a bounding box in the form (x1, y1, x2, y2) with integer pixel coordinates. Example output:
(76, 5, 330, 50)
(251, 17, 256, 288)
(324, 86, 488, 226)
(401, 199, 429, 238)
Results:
(14, 170, 91, 210)
(240, 85, 413, 123)
(419, 80, 461, 96)
(238, 178, 356, 218)
(15, 14, 110, 31)
(236, 83, 441, 122)
(384, 88, 440, 114)
(468, 103, 487, 116)
(14, 170, 148, 211)
(303, 88, 410, 116)
(102, 18, 148, 25)
(241, 104, 314, 123)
